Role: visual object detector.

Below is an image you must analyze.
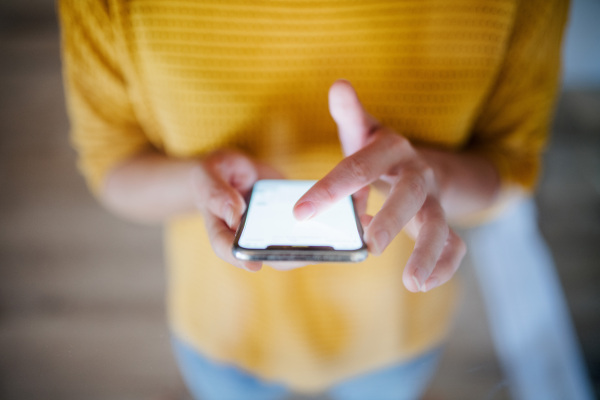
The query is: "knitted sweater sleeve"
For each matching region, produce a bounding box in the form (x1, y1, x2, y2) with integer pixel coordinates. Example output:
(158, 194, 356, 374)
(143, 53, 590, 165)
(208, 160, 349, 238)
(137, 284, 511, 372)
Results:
(469, 0, 569, 191)
(59, 0, 150, 194)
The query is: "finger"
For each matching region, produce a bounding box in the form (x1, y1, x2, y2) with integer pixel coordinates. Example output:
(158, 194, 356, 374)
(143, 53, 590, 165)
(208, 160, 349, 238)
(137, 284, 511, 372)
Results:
(329, 79, 379, 156)
(402, 198, 449, 293)
(204, 212, 263, 272)
(360, 214, 374, 228)
(363, 167, 430, 254)
(212, 151, 259, 194)
(193, 152, 258, 229)
(422, 230, 466, 292)
(294, 131, 410, 220)
(192, 165, 246, 229)
(352, 185, 370, 218)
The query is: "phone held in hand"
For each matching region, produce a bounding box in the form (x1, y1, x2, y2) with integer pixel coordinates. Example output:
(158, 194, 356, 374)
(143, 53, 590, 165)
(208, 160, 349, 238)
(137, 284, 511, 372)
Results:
(232, 179, 368, 262)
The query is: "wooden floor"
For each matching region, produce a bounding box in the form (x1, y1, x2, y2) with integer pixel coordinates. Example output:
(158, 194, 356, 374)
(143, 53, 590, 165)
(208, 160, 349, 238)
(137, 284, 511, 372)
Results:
(0, 22, 598, 400)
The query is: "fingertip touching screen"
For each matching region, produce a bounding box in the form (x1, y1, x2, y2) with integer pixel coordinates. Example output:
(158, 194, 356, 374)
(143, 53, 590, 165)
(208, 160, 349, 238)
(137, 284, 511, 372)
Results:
(238, 180, 364, 250)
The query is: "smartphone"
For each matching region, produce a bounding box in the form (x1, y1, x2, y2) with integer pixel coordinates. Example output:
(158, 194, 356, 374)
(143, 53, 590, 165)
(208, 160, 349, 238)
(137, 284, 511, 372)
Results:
(232, 179, 368, 262)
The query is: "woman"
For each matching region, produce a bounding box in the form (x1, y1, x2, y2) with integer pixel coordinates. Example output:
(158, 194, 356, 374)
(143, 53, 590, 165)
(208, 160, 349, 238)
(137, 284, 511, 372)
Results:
(59, 1, 568, 398)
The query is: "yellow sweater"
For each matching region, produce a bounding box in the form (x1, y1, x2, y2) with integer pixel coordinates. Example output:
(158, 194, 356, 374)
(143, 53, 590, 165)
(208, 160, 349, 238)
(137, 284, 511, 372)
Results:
(59, 0, 567, 392)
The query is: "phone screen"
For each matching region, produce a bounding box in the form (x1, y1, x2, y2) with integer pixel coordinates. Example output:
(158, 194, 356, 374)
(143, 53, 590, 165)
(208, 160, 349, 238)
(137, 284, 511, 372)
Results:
(237, 180, 364, 251)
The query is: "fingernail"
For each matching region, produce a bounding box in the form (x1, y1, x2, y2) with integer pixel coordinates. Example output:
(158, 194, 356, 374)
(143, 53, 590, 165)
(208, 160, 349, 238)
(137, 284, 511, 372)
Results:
(225, 204, 235, 229)
(412, 276, 422, 292)
(422, 277, 438, 292)
(371, 230, 389, 255)
(243, 262, 262, 273)
(294, 202, 316, 221)
(412, 266, 431, 292)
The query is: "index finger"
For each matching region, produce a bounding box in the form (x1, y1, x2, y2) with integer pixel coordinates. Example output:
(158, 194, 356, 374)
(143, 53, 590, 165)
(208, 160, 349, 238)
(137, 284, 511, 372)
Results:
(293, 131, 408, 220)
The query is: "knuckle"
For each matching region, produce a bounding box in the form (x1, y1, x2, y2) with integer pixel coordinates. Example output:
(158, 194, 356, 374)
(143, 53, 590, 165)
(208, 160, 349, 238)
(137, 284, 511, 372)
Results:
(207, 188, 235, 217)
(422, 164, 435, 185)
(344, 156, 372, 185)
(382, 131, 411, 154)
(378, 209, 405, 235)
(203, 150, 226, 166)
(403, 170, 427, 201)
(322, 182, 338, 203)
(313, 180, 337, 203)
(214, 156, 236, 174)
(387, 214, 405, 235)
(204, 149, 248, 175)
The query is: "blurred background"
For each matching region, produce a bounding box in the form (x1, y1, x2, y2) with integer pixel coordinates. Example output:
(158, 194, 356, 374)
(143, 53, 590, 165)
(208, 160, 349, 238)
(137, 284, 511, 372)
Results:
(0, 1, 598, 399)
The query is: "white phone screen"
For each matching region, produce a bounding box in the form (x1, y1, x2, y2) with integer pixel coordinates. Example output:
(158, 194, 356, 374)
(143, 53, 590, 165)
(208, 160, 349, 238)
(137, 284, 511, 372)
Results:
(238, 180, 364, 250)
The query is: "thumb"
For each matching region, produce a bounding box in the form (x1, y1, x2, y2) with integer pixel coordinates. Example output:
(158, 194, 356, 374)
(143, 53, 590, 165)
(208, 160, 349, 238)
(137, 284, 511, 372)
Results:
(328, 80, 379, 156)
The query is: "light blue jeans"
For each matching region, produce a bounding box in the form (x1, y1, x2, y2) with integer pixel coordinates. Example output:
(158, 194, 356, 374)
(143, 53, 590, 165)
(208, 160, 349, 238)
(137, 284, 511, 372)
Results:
(172, 337, 440, 400)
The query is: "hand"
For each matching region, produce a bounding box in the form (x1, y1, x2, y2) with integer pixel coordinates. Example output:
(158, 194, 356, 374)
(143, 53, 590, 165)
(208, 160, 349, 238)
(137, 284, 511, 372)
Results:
(293, 80, 466, 292)
(191, 149, 282, 273)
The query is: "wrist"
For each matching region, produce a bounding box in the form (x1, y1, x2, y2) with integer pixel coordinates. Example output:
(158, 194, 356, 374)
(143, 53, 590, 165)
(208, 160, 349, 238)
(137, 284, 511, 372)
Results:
(102, 151, 202, 223)
(417, 147, 501, 219)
